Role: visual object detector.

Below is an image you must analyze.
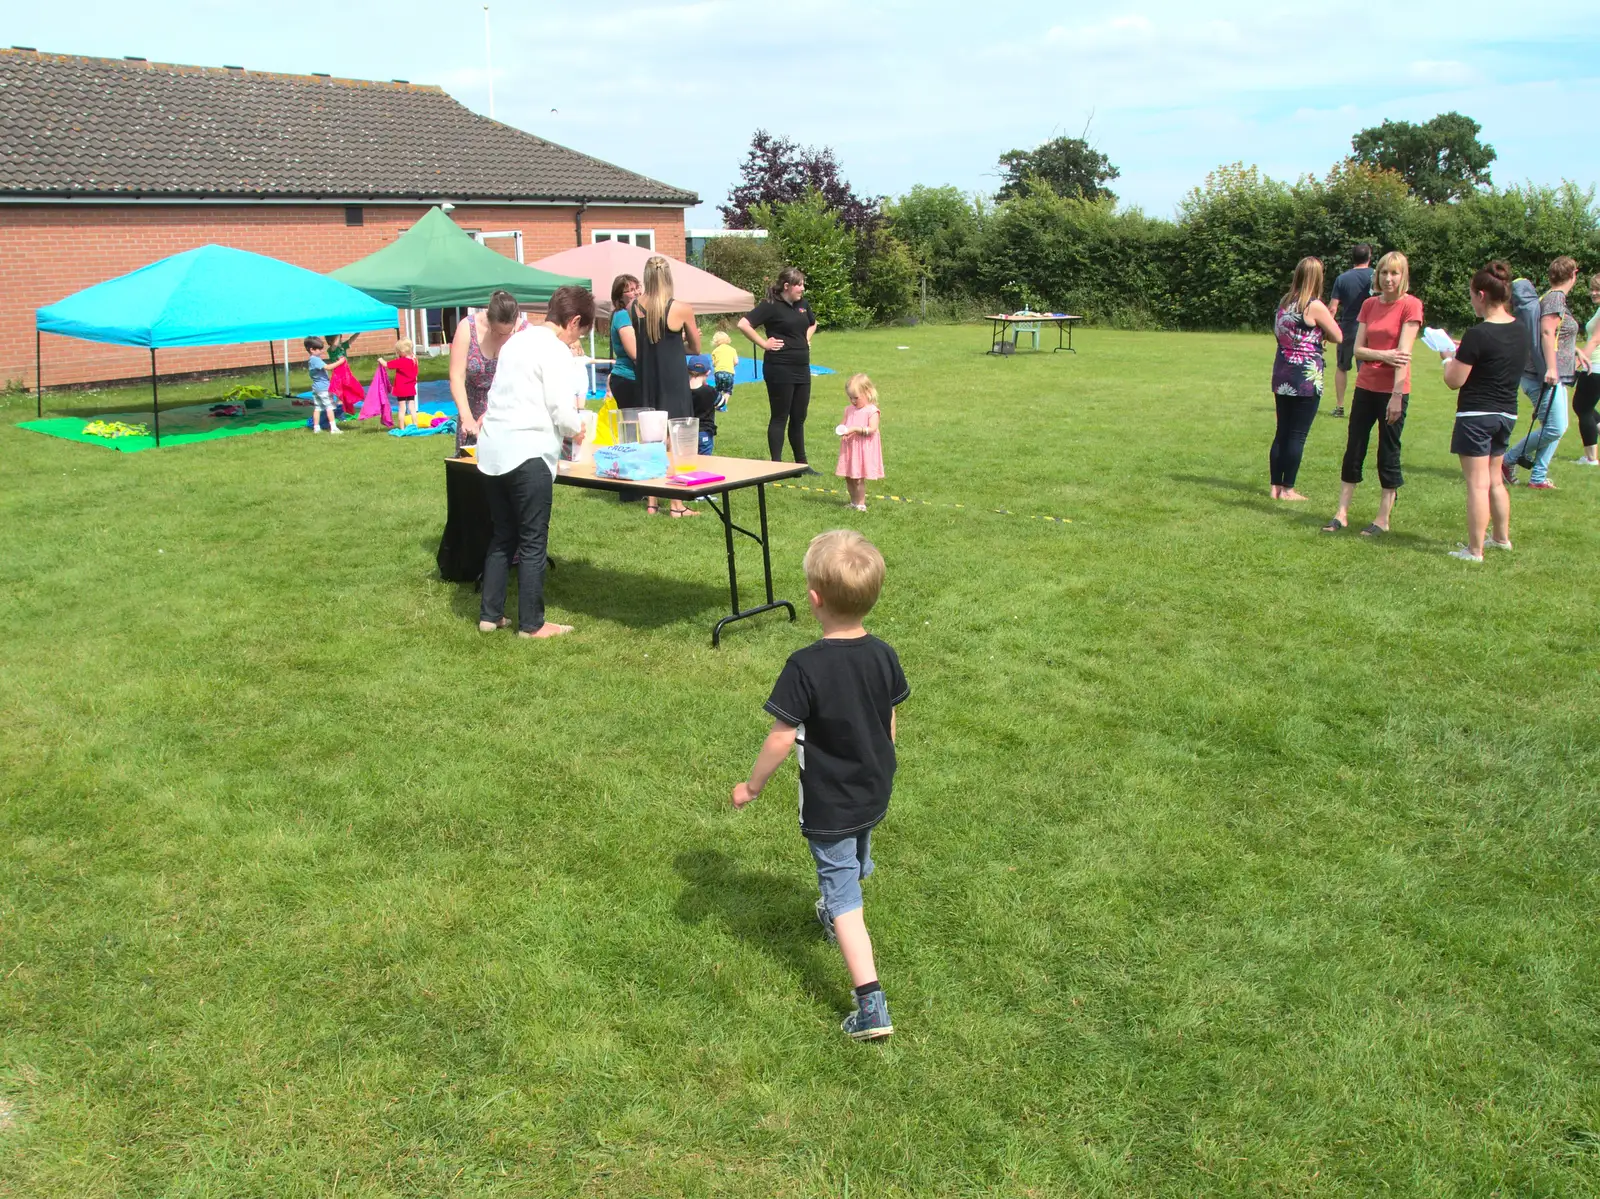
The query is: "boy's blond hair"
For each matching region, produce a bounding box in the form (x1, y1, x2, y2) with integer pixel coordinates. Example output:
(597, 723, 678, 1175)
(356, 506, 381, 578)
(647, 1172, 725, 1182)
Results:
(395, 337, 415, 356)
(712, 330, 731, 347)
(804, 530, 885, 619)
(846, 373, 878, 405)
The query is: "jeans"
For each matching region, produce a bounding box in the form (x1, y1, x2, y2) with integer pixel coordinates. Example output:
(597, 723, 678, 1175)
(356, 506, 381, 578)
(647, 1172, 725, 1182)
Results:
(764, 361, 812, 462)
(809, 830, 875, 918)
(698, 430, 715, 455)
(1507, 377, 1568, 483)
(1269, 394, 1319, 487)
(1341, 387, 1407, 489)
(480, 456, 553, 633)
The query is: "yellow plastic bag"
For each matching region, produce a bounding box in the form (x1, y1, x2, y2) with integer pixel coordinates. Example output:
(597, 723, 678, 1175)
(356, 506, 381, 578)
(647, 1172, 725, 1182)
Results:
(592, 396, 619, 447)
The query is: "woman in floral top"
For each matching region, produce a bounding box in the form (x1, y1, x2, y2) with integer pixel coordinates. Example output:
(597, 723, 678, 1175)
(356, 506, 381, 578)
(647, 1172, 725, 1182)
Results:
(1269, 257, 1342, 500)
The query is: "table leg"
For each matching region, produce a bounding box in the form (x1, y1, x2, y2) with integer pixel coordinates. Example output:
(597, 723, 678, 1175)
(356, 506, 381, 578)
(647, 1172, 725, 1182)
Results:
(708, 483, 798, 648)
(719, 486, 740, 616)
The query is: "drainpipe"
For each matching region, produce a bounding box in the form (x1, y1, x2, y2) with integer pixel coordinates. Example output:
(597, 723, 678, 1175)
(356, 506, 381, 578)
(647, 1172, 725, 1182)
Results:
(574, 199, 588, 247)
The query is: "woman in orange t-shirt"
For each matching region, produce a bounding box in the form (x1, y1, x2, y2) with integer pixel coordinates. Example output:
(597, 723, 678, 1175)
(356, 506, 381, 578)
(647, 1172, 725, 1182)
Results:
(1323, 251, 1422, 535)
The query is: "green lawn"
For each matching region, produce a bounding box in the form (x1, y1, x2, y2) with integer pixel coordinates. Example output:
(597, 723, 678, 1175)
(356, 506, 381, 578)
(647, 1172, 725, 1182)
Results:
(2, 326, 1597, 1196)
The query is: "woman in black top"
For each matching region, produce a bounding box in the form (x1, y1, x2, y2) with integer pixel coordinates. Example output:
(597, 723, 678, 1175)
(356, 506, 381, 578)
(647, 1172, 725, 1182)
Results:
(633, 255, 701, 517)
(1440, 261, 1523, 560)
(739, 267, 818, 467)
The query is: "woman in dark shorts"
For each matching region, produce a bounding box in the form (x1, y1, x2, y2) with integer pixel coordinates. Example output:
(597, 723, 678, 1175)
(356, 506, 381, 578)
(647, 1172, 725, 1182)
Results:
(1440, 261, 1523, 561)
(738, 267, 818, 468)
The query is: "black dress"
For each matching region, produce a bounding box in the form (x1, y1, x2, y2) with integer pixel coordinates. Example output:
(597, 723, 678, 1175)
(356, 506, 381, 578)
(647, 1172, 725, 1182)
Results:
(632, 301, 692, 419)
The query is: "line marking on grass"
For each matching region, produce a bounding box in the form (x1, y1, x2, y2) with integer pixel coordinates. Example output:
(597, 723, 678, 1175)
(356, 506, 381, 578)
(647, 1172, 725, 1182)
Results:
(771, 482, 1072, 524)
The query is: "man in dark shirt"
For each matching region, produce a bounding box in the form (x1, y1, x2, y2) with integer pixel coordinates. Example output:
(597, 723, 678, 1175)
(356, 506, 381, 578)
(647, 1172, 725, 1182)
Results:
(1328, 244, 1375, 418)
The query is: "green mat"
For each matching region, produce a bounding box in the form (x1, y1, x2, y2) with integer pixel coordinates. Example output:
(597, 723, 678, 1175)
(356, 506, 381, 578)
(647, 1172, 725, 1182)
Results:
(18, 398, 330, 453)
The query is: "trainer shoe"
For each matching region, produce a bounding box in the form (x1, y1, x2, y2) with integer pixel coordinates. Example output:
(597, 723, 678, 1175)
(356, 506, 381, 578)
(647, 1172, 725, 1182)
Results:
(1502, 462, 1517, 487)
(1528, 480, 1556, 489)
(1486, 537, 1513, 550)
(1448, 544, 1483, 562)
(1331, 405, 1345, 418)
(842, 990, 893, 1040)
(814, 897, 837, 943)
(1573, 456, 1598, 466)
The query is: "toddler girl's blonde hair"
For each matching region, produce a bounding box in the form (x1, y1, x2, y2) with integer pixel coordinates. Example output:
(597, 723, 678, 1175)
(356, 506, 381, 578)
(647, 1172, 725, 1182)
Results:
(846, 373, 878, 405)
(395, 338, 415, 356)
(712, 330, 731, 347)
(804, 529, 886, 618)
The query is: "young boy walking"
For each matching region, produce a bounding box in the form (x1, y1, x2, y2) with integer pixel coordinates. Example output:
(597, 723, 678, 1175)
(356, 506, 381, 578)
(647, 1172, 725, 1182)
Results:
(732, 530, 909, 1040)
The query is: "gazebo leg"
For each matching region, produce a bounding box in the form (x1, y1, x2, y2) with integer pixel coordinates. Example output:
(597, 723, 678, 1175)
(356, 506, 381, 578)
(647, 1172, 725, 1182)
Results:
(150, 349, 161, 446)
(35, 328, 41, 418)
(269, 340, 278, 396)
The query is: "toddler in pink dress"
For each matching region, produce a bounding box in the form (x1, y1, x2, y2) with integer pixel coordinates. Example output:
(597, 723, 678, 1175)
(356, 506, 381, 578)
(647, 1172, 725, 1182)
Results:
(835, 373, 884, 511)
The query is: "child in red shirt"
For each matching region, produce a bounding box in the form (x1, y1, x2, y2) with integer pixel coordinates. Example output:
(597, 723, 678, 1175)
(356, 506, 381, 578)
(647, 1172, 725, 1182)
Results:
(379, 338, 420, 427)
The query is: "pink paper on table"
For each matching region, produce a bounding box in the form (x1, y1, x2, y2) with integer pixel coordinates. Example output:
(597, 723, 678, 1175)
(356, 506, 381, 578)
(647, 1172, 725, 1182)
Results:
(669, 471, 726, 486)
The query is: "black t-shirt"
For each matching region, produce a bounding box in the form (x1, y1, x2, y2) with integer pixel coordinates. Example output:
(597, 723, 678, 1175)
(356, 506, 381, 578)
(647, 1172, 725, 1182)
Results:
(764, 635, 909, 838)
(1331, 267, 1373, 330)
(1454, 319, 1527, 416)
(745, 297, 817, 366)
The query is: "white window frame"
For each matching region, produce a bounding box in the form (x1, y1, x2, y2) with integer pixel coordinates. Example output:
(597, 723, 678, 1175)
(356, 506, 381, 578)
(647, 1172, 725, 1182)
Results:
(472, 229, 524, 263)
(591, 229, 655, 250)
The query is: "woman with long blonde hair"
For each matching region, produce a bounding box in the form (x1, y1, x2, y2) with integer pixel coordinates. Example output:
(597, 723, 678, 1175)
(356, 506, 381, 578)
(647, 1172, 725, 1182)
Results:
(1323, 250, 1422, 535)
(1269, 256, 1342, 500)
(632, 255, 702, 516)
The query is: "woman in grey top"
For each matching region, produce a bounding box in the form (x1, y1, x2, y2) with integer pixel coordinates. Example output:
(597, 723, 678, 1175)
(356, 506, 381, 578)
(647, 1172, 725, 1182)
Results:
(1505, 256, 1581, 489)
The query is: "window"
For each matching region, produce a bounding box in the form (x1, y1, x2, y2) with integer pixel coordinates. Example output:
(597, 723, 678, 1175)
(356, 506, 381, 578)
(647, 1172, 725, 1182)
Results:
(592, 230, 653, 250)
(344, 206, 364, 226)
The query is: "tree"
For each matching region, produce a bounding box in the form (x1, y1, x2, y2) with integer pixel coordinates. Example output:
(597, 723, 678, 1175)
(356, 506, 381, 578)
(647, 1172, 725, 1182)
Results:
(1350, 112, 1495, 205)
(996, 135, 1119, 203)
(752, 191, 869, 329)
(721, 131, 878, 233)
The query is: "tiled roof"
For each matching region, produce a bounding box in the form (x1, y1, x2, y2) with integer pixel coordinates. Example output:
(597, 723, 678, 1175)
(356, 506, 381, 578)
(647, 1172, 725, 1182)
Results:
(0, 49, 697, 205)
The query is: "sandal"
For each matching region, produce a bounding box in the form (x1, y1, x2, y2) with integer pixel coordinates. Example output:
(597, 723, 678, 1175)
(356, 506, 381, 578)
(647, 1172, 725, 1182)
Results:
(645, 502, 660, 516)
(1359, 523, 1388, 537)
(518, 623, 574, 639)
(670, 505, 701, 518)
(478, 618, 511, 632)
(1320, 518, 1345, 533)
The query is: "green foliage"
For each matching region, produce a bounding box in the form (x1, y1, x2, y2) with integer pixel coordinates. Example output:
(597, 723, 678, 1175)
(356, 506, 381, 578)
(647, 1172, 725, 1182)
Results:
(853, 227, 921, 323)
(883, 185, 980, 296)
(1170, 164, 1299, 329)
(1352, 112, 1495, 205)
(754, 190, 869, 329)
(702, 234, 783, 306)
(964, 181, 1175, 327)
(996, 135, 1120, 203)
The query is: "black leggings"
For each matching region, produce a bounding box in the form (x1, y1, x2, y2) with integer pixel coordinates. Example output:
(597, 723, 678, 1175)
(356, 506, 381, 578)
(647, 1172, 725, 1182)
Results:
(1270, 394, 1320, 487)
(1574, 373, 1600, 448)
(764, 361, 812, 462)
(1341, 386, 1408, 489)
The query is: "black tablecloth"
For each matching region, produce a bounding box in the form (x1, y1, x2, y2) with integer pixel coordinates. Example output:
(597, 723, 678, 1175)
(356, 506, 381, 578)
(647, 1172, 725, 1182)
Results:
(438, 458, 491, 582)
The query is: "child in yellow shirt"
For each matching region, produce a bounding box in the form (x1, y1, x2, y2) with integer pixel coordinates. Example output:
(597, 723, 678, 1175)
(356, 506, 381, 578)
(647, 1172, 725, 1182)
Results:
(711, 330, 738, 412)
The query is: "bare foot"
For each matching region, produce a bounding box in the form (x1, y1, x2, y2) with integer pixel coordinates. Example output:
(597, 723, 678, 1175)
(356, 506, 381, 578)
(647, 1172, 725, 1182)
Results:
(518, 623, 574, 639)
(1270, 485, 1282, 499)
(478, 618, 510, 632)
(1280, 489, 1308, 502)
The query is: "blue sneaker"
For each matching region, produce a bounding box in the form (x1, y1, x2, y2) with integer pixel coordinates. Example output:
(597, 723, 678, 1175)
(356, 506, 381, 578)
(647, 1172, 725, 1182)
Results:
(842, 990, 893, 1040)
(815, 897, 837, 943)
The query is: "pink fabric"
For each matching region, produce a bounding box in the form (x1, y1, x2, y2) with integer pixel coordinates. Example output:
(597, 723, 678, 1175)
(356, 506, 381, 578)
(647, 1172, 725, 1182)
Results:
(330, 359, 365, 415)
(359, 365, 394, 426)
(835, 403, 883, 480)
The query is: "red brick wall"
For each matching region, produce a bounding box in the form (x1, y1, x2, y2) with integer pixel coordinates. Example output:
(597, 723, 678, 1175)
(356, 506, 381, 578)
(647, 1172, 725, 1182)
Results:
(2, 203, 687, 388)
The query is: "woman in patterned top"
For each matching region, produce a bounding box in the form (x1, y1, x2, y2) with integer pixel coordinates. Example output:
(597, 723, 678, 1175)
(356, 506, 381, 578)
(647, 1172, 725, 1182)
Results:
(450, 290, 530, 455)
(1269, 257, 1342, 501)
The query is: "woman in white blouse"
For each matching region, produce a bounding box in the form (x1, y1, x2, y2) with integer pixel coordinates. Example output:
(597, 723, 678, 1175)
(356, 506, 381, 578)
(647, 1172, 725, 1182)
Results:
(465, 285, 595, 638)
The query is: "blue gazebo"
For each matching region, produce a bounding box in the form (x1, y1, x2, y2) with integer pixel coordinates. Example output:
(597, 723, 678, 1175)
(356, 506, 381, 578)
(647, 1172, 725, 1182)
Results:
(35, 245, 399, 444)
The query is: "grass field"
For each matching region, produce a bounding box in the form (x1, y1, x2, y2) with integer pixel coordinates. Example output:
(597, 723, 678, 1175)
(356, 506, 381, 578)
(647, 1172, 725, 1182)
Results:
(2, 325, 1598, 1196)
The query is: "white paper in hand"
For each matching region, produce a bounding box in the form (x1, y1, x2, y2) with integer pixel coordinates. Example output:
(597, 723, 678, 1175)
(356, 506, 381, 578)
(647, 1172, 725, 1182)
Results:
(1422, 326, 1457, 357)
(835, 424, 850, 436)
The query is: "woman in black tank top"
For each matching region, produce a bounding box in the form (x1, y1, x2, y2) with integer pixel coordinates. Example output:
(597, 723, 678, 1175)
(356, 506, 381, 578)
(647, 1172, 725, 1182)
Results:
(632, 256, 702, 515)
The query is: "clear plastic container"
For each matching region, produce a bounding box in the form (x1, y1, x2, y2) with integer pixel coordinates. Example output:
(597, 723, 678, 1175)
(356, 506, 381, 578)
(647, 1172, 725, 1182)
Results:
(637, 409, 669, 443)
(668, 417, 699, 468)
(619, 407, 645, 444)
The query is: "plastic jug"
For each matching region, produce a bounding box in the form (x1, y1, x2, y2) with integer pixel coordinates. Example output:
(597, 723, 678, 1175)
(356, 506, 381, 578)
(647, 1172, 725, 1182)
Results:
(619, 407, 645, 445)
(668, 417, 699, 469)
(637, 409, 669, 443)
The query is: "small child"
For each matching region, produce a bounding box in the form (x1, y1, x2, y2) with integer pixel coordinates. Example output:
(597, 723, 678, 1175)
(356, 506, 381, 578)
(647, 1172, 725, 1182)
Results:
(732, 530, 909, 1041)
(304, 336, 339, 434)
(836, 373, 884, 511)
(710, 330, 738, 411)
(689, 359, 718, 455)
(379, 338, 420, 427)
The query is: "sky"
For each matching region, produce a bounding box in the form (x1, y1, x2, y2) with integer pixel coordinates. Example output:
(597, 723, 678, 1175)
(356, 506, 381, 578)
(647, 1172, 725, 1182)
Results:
(10, 0, 1599, 226)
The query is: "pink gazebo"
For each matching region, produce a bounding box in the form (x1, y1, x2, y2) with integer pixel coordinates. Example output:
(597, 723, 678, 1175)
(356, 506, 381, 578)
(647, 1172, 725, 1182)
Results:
(528, 242, 754, 316)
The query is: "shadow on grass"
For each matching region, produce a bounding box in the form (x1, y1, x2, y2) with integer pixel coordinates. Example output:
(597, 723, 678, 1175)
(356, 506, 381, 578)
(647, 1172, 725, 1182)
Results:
(673, 848, 842, 1010)
(440, 555, 725, 629)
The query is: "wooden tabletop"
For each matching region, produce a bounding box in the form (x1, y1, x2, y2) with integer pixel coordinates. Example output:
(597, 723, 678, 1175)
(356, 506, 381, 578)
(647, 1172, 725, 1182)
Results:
(449, 453, 811, 498)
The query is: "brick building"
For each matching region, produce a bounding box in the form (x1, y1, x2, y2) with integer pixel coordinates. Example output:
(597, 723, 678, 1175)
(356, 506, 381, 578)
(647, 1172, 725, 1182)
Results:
(0, 48, 697, 388)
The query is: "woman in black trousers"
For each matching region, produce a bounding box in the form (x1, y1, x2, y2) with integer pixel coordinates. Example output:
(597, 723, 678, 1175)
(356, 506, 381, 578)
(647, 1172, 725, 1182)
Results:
(738, 267, 818, 468)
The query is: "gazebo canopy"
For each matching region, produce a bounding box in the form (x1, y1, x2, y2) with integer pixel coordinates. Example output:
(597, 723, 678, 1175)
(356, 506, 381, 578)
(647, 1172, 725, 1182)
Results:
(332, 207, 588, 307)
(35, 244, 399, 347)
(527, 241, 754, 316)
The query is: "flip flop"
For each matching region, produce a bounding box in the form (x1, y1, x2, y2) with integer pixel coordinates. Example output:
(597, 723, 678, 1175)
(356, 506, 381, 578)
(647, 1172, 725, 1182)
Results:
(478, 618, 511, 632)
(1359, 523, 1388, 537)
(1320, 518, 1345, 533)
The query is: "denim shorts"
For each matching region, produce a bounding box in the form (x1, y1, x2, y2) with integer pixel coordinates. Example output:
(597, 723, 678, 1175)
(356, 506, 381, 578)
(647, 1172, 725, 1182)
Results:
(698, 430, 715, 455)
(808, 829, 875, 917)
